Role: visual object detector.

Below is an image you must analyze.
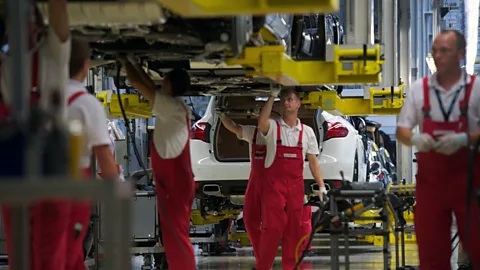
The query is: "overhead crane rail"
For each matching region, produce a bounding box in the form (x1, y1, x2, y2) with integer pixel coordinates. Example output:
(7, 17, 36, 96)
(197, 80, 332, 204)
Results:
(149, 0, 339, 17)
(225, 44, 385, 86)
(300, 85, 405, 116)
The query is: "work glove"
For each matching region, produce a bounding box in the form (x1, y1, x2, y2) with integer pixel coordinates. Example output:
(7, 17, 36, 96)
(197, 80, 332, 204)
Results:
(215, 107, 226, 119)
(314, 186, 328, 202)
(270, 89, 281, 98)
(434, 132, 468, 156)
(410, 133, 436, 152)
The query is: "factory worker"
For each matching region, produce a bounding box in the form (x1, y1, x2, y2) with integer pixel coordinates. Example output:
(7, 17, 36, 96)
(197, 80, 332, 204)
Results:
(64, 37, 119, 270)
(396, 29, 480, 270)
(254, 88, 326, 270)
(119, 55, 196, 269)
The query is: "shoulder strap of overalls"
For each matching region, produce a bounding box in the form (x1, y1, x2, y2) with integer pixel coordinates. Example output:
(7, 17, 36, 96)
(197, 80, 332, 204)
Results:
(252, 127, 258, 146)
(459, 75, 476, 115)
(298, 123, 304, 146)
(422, 76, 431, 118)
(275, 120, 281, 145)
(68, 91, 87, 106)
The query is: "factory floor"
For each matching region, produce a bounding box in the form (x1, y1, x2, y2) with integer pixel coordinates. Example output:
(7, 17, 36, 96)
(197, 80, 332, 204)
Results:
(0, 236, 462, 269)
(126, 236, 458, 270)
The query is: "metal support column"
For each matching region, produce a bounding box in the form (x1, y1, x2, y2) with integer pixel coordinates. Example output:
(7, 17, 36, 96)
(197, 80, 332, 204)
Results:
(381, 0, 398, 87)
(6, 0, 32, 268)
(345, 0, 375, 44)
(396, 0, 414, 184)
(432, 0, 444, 38)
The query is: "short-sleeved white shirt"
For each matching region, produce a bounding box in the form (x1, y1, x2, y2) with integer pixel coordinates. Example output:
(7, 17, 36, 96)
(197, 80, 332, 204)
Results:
(397, 71, 480, 132)
(66, 80, 111, 168)
(238, 125, 267, 159)
(260, 118, 320, 168)
(1, 27, 71, 119)
(151, 92, 191, 159)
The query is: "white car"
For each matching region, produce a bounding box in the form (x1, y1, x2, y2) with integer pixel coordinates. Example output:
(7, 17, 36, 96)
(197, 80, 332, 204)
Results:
(189, 96, 367, 215)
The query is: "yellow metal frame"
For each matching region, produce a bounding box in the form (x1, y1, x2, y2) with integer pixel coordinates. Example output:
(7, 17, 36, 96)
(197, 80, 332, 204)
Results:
(225, 44, 384, 86)
(96, 91, 152, 119)
(299, 85, 405, 116)
(151, 0, 339, 17)
(190, 209, 241, 226)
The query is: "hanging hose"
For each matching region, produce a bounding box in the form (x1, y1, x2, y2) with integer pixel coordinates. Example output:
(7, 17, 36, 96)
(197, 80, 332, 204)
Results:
(114, 63, 152, 186)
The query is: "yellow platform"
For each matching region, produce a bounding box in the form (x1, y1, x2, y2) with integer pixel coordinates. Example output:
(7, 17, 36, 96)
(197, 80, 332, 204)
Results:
(190, 209, 241, 226)
(151, 0, 339, 17)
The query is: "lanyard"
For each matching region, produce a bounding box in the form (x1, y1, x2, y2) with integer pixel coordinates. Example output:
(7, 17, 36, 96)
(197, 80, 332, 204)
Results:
(434, 86, 463, 122)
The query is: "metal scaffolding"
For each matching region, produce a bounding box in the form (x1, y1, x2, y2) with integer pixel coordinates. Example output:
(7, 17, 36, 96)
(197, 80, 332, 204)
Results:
(0, 0, 132, 269)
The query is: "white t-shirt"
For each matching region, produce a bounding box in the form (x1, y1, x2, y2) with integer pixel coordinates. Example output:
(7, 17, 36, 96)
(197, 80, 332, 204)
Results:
(66, 80, 111, 168)
(151, 92, 192, 159)
(238, 125, 267, 159)
(397, 71, 480, 132)
(261, 118, 320, 168)
(1, 27, 71, 119)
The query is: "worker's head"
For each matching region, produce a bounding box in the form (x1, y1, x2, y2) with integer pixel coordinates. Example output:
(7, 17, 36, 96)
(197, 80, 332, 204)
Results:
(431, 30, 466, 74)
(279, 88, 302, 115)
(69, 38, 91, 81)
(162, 68, 191, 97)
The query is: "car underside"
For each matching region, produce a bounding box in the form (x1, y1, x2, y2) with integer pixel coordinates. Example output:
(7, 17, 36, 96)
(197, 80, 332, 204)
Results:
(4, 1, 344, 96)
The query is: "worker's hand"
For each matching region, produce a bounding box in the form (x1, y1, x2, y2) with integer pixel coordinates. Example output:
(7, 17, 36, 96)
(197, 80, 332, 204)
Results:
(434, 132, 468, 155)
(270, 89, 281, 98)
(215, 107, 226, 119)
(314, 186, 328, 202)
(410, 133, 436, 152)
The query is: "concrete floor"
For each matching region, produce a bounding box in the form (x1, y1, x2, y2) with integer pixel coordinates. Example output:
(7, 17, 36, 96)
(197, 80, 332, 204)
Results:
(130, 236, 425, 270)
(0, 235, 462, 269)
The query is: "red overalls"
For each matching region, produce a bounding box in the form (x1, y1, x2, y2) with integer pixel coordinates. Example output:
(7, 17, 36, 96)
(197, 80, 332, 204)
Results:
(301, 205, 313, 252)
(243, 127, 267, 262)
(150, 106, 196, 270)
(256, 121, 306, 270)
(64, 91, 93, 270)
(415, 75, 480, 270)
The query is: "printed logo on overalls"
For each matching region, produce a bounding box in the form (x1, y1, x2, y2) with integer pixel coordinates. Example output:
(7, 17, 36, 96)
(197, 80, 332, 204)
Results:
(284, 153, 297, 158)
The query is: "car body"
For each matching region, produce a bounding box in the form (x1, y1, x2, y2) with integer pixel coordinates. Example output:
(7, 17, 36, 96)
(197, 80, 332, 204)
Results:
(189, 96, 367, 217)
(17, 2, 343, 95)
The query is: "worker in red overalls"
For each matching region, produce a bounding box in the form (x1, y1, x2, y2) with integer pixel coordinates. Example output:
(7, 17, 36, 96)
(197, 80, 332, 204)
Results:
(64, 38, 119, 270)
(120, 55, 196, 269)
(255, 88, 326, 270)
(216, 110, 280, 262)
(0, 1, 74, 269)
(396, 29, 480, 270)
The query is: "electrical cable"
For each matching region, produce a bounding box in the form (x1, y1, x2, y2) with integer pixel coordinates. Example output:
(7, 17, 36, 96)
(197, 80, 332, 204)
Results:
(114, 61, 197, 268)
(293, 203, 327, 270)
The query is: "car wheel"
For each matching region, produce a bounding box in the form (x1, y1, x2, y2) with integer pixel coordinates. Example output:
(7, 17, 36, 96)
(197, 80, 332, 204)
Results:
(353, 152, 359, 182)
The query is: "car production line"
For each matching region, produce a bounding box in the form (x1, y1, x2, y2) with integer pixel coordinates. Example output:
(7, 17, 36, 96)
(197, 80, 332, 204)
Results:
(0, 0, 476, 269)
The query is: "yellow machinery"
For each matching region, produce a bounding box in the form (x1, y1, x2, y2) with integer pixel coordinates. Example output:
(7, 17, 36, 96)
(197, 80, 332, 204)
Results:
(149, 0, 339, 17)
(355, 183, 416, 247)
(225, 44, 384, 86)
(96, 91, 152, 119)
(300, 85, 405, 116)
